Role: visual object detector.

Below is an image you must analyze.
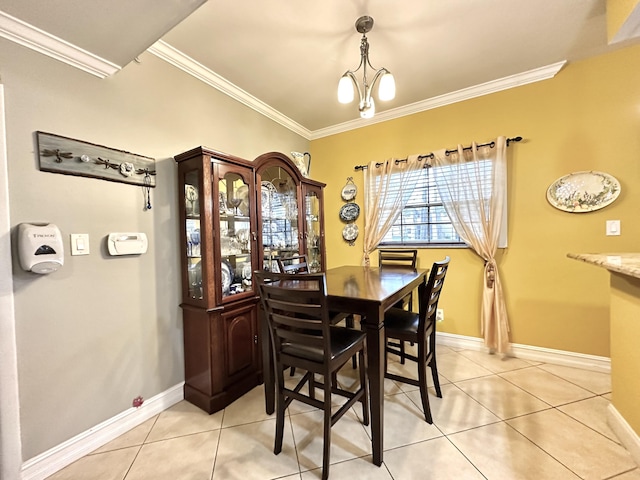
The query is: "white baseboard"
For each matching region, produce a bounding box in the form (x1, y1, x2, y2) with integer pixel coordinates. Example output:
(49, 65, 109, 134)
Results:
(608, 404, 640, 467)
(436, 332, 611, 373)
(21, 383, 184, 480)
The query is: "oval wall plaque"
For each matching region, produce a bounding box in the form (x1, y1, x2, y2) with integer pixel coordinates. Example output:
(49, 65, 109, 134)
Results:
(546, 171, 620, 213)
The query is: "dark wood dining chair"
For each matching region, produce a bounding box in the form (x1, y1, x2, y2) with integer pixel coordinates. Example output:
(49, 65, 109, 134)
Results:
(378, 249, 418, 309)
(277, 254, 356, 374)
(379, 249, 418, 363)
(383, 256, 450, 423)
(277, 254, 309, 274)
(255, 271, 369, 480)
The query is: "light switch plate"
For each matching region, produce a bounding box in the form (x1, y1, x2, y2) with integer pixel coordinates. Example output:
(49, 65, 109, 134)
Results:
(70, 233, 90, 255)
(606, 220, 621, 236)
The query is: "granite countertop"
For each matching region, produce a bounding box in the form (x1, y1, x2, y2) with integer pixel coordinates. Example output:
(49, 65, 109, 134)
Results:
(567, 253, 640, 279)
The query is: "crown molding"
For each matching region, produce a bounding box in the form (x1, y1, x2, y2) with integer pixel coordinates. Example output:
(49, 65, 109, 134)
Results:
(149, 39, 565, 141)
(309, 61, 567, 139)
(0, 11, 120, 78)
(147, 40, 312, 139)
(0, 10, 566, 139)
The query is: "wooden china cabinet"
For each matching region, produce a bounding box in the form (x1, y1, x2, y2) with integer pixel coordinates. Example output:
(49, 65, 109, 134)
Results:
(175, 146, 261, 414)
(174, 148, 327, 414)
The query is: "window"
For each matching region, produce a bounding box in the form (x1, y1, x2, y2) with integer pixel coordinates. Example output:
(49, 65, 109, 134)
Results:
(379, 159, 507, 247)
(380, 165, 465, 246)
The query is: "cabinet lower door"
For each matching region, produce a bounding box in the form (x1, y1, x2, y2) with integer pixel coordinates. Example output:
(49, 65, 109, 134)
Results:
(182, 301, 260, 414)
(222, 302, 259, 383)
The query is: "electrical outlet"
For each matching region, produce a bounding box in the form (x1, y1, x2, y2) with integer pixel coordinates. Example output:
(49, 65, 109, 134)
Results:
(436, 309, 444, 322)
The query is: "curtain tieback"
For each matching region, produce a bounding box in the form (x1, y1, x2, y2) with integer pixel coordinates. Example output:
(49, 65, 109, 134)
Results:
(484, 260, 496, 288)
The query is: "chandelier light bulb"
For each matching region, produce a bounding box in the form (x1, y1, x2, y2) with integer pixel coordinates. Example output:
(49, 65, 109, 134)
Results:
(378, 72, 396, 101)
(338, 75, 355, 104)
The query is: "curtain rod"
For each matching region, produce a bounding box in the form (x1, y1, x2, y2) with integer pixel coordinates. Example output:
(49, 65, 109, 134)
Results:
(353, 136, 523, 171)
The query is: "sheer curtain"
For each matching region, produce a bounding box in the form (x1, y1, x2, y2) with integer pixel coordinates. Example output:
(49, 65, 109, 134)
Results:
(432, 137, 510, 354)
(362, 155, 423, 265)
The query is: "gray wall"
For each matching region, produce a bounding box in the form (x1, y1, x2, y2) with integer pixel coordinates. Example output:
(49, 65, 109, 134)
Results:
(0, 38, 308, 460)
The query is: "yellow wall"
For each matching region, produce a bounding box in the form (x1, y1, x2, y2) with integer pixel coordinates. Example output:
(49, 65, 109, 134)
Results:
(610, 273, 640, 435)
(311, 45, 640, 357)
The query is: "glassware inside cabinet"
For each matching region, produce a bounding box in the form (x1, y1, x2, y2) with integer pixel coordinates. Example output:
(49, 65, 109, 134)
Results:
(219, 171, 253, 298)
(305, 190, 322, 273)
(260, 166, 300, 271)
(185, 170, 202, 300)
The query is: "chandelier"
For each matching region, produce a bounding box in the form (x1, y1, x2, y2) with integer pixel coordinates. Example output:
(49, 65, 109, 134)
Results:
(337, 16, 396, 119)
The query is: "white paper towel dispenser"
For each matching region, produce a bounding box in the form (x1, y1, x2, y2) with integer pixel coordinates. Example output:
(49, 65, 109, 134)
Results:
(107, 233, 148, 255)
(18, 223, 64, 274)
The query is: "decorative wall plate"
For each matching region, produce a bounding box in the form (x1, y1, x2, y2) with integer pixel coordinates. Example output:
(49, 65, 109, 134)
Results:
(339, 202, 360, 222)
(341, 183, 358, 201)
(342, 223, 359, 242)
(546, 171, 620, 213)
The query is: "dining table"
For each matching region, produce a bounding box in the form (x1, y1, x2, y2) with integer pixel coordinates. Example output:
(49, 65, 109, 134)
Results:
(260, 264, 428, 466)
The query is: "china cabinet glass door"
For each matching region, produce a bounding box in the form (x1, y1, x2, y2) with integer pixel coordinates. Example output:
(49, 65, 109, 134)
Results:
(260, 166, 300, 272)
(218, 171, 253, 299)
(185, 169, 203, 300)
(304, 188, 322, 273)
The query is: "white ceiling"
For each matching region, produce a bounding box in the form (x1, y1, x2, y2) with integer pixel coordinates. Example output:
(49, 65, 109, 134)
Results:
(1, 0, 639, 137)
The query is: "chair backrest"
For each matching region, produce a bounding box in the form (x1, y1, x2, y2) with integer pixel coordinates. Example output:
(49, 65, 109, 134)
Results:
(378, 249, 418, 269)
(277, 254, 310, 274)
(255, 271, 331, 364)
(420, 257, 450, 325)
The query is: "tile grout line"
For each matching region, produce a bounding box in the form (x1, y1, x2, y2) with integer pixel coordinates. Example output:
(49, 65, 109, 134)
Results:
(122, 414, 160, 480)
(209, 409, 225, 480)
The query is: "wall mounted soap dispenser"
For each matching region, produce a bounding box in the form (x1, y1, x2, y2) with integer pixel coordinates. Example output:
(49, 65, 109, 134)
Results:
(18, 223, 64, 274)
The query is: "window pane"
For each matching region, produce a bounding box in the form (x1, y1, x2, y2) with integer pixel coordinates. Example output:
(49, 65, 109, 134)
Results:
(380, 167, 464, 246)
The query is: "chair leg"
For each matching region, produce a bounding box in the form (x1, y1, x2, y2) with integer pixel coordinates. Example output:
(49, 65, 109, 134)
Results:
(322, 377, 332, 480)
(429, 326, 442, 398)
(289, 366, 296, 376)
(407, 296, 415, 353)
(274, 369, 286, 454)
(399, 341, 406, 364)
(346, 315, 358, 369)
(417, 341, 433, 424)
(430, 357, 442, 398)
(359, 349, 369, 426)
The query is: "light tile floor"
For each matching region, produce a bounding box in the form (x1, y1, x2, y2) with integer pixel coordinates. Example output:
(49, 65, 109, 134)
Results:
(47, 346, 640, 480)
